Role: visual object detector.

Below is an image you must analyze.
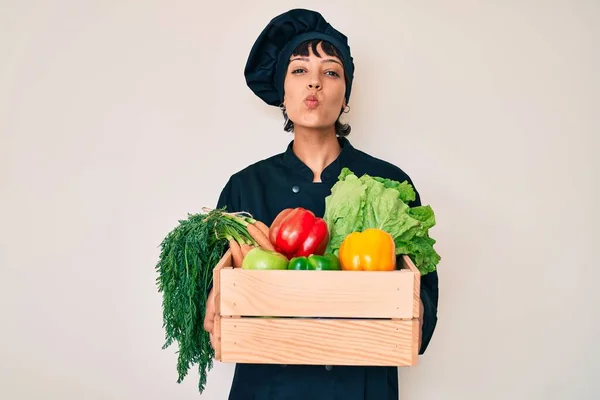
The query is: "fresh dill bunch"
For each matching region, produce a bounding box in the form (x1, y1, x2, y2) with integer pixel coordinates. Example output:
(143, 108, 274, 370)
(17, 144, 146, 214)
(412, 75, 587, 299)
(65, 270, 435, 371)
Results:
(155, 207, 257, 393)
(155, 209, 226, 393)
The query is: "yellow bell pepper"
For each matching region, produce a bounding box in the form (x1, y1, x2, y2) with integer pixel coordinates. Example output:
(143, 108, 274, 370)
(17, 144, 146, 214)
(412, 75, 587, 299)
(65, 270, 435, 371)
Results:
(338, 228, 396, 271)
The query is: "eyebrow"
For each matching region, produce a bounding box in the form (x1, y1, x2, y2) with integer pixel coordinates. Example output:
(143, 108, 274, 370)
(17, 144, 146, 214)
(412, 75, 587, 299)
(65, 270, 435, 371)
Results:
(289, 57, 343, 66)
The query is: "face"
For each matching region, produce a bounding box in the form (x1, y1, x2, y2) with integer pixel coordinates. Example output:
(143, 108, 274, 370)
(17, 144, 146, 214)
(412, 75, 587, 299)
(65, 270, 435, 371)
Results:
(283, 42, 346, 131)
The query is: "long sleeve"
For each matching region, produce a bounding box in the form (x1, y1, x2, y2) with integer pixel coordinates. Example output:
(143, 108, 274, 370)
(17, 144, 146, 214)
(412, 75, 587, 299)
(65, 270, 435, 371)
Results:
(216, 176, 241, 213)
(418, 269, 439, 354)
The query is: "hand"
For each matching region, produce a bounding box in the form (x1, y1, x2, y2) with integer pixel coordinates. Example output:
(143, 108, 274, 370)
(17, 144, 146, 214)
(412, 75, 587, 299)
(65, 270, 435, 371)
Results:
(203, 288, 216, 350)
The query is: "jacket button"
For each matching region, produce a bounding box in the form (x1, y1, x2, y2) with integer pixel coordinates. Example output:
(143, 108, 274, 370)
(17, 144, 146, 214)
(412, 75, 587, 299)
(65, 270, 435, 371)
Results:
(292, 185, 300, 193)
(325, 365, 333, 371)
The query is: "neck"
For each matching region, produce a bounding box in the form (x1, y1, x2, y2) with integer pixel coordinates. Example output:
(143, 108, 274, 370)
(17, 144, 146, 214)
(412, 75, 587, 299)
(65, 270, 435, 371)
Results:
(292, 125, 341, 182)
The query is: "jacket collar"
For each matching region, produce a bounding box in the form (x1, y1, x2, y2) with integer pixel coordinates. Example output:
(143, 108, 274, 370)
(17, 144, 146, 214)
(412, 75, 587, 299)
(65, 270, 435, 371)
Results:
(282, 136, 355, 183)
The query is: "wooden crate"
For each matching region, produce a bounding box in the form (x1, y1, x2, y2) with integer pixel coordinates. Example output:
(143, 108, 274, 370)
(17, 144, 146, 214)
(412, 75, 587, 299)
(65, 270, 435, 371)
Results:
(212, 250, 421, 367)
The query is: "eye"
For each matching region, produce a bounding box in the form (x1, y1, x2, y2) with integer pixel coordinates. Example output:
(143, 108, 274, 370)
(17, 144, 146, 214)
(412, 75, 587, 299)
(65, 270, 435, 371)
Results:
(325, 70, 340, 77)
(291, 68, 306, 74)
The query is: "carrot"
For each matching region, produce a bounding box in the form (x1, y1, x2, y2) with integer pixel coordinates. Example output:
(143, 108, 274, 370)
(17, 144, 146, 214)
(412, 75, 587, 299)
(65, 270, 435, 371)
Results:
(229, 239, 243, 268)
(240, 243, 253, 258)
(247, 223, 276, 251)
(253, 220, 270, 238)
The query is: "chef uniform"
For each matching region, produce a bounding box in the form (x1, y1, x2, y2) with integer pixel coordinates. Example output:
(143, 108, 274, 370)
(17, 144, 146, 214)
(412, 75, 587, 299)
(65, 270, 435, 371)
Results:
(214, 8, 439, 400)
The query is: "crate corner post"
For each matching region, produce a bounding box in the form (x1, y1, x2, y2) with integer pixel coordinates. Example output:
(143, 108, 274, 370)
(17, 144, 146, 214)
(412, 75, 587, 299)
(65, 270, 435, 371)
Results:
(212, 250, 232, 362)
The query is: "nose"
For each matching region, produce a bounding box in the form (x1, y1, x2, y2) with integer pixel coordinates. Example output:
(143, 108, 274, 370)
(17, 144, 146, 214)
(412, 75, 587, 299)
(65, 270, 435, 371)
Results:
(307, 74, 322, 90)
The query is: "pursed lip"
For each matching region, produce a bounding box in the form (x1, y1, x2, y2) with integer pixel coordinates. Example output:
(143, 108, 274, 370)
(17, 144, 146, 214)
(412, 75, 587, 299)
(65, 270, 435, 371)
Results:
(304, 94, 319, 109)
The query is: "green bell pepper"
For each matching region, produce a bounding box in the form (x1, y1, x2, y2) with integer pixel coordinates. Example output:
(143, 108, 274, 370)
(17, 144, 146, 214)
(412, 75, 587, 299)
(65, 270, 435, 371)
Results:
(288, 254, 341, 270)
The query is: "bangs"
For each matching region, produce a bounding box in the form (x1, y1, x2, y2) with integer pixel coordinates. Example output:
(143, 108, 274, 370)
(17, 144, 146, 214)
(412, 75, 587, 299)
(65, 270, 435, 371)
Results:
(290, 40, 344, 66)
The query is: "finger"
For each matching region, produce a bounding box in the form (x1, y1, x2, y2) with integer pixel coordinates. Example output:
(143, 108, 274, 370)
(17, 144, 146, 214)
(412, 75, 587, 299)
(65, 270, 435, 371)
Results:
(204, 315, 213, 332)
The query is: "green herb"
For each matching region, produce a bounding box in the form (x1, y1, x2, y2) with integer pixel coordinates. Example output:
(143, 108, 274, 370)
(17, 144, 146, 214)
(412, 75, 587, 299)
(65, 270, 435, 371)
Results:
(155, 207, 257, 393)
(323, 168, 441, 275)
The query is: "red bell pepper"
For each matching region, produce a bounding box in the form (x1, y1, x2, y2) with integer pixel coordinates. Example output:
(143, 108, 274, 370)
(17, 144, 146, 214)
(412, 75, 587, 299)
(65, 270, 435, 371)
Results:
(269, 207, 329, 259)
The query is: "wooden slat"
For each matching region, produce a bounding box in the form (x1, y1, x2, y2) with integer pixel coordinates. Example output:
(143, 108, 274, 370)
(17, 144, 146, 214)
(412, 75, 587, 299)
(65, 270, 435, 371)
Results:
(219, 268, 416, 318)
(213, 314, 222, 360)
(400, 255, 421, 319)
(411, 318, 420, 365)
(219, 317, 417, 366)
(213, 250, 232, 311)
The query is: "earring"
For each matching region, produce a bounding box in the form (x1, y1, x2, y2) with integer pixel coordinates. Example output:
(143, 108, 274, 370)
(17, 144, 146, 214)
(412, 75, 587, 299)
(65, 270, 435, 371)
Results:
(343, 105, 350, 113)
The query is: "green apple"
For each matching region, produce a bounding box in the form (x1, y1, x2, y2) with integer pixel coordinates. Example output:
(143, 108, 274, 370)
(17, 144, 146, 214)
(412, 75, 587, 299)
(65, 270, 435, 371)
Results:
(242, 248, 289, 270)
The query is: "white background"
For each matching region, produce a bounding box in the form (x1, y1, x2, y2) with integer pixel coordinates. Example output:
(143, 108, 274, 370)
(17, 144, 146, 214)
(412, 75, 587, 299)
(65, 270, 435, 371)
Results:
(1, 1, 598, 399)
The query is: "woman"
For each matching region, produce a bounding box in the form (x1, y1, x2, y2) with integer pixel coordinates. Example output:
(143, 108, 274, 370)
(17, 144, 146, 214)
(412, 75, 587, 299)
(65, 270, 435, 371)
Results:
(204, 8, 439, 400)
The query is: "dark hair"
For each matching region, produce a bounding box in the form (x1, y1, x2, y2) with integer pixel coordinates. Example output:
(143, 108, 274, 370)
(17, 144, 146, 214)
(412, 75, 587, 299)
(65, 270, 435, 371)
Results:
(282, 39, 351, 137)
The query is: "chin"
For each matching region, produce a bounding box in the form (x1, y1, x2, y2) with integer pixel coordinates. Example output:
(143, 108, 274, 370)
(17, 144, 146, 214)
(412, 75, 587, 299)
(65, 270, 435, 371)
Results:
(295, 115, 336, 131)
